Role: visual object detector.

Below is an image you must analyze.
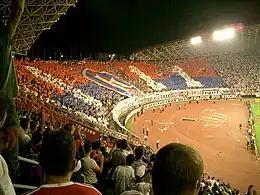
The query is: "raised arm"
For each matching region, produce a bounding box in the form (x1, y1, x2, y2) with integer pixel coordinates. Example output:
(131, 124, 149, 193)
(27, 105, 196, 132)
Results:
(8, 0, 25, 38)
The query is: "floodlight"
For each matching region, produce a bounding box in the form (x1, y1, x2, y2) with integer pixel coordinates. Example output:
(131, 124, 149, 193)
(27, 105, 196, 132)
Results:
(213, 28, 235, 41)
(61, 54, 63, 58)
(190, 36, 202, 45)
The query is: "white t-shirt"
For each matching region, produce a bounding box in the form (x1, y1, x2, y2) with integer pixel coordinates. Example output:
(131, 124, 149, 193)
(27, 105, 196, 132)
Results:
(112, 165, 135, 195)
(0, 155, 15, 195)
(81, 157, 98, 184)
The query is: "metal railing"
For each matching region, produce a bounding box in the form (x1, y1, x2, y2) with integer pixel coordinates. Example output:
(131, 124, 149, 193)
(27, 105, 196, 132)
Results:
(13, 156, 39, 192)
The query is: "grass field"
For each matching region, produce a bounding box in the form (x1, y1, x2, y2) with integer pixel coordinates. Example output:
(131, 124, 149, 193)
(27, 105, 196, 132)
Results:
(125, 116, 134, 131)
(251, 102, 260, 157)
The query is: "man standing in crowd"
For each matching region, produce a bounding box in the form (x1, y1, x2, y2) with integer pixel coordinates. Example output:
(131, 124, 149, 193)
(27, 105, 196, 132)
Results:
(81, 141, 103, 189)
(0, 100, 16, 195)
(152, 143, 204, 195)
(0, 0, 25, 181)
(132, 146, 147, 183)
(111, 139, 132, 169)
(25, 130, 101, 195)
(112, 154, 135, 195)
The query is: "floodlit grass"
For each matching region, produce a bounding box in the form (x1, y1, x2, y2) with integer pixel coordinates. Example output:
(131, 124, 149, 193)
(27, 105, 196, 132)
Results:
(252, 103, 260, 118)
(125, 116, 134, 131)
(251, 103, 260, 157)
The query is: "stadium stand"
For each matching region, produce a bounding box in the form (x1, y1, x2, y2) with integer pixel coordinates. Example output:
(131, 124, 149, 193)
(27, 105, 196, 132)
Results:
(6, 56, 257, 194)
(206, 52, 260, 94)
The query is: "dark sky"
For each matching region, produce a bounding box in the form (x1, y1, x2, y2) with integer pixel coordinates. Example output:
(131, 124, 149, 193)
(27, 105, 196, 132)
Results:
(30, 0, 260, 57)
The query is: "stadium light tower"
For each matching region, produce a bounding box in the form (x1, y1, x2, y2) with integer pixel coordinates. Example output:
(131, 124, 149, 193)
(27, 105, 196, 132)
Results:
(213, 28, 235, 41)
(190, 36, 202, 45)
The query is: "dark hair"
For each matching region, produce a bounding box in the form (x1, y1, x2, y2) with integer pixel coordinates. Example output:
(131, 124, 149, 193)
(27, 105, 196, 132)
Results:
(39, 130, 76, 176)
(135, 146, 144, 159)
(84, 141, 92, 153)
(150, 154, 155, 162)
(30, 121, 37, 132)
(64, 123, 74, 133)
(119, 139, 128, 150)
(20, 118, 30, 130)
(126, 154, 135, 165)
(32, 130, 42, 145)
(116, 139, 121, 147)
(100, 146, 109, 157)
(92, 141, 101, 150)
(152, 143, 204, 195)
(42, 128, 50, 137)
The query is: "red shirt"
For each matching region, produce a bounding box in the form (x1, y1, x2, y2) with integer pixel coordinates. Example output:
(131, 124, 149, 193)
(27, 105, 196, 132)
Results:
(24, 182, 101, 195)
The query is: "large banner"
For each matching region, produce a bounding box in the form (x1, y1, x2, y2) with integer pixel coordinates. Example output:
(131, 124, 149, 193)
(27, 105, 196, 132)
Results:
(83, 69, 143, 97)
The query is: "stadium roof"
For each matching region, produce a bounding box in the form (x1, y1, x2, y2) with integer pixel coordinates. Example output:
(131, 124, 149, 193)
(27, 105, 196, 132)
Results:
(0, 0, 76, 55)
(131, 24, 260, 64)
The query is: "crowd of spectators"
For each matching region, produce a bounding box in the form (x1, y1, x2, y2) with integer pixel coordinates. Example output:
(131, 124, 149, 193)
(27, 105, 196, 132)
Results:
(15, 59, 127, 127)
(2, 110, 256, 195)
(205, 51, 260, 94)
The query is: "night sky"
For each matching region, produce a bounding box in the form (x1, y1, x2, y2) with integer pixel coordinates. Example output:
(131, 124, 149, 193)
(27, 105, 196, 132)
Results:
(30, 0, 260, 58)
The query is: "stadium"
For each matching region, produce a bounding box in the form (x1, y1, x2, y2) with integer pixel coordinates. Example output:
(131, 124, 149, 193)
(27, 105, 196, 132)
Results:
(1, 0, 260, 195)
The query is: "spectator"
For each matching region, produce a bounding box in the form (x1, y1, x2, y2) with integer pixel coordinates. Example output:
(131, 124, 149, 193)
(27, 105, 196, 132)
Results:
(90, 141, 102, 165)
(81, 141, 104, 189)
(0, 0, 25, 182)
(141, 154, 155, 183)
(112, 154, 135, 195)
(64, 123, 84, 182)
(111, 139, 131, 169)
(132, 146, 147, 182)
(152, 143, 204, 195)
(30, 121, 37, 134)
(25, 130, 101, 195)
(19, 118, 31, 157)
(0, 100, 15, 195)
(64, 123, 75, 135)
(0, 154, 16, 195)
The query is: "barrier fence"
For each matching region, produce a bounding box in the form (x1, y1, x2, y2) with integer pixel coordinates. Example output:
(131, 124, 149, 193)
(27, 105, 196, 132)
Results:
(13, 156, 39, 192)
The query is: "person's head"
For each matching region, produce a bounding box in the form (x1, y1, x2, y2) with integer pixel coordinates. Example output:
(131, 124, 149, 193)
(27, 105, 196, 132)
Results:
(92, 140, 101, 150)
(32, 130, 43, 145)
(42, 127, 51, 137)
(39, 130, 76, 182)
(135, 146, 144, 160)
(126, 154, 135, 166)
(152, 143, 204, 195)
(119, 139, 128, 150)
(100, 146, 108, 157)
(20, 118, 30, 131)
(0, 99, 7, 129)
(30, 121, 37, 132)
(84, 141, 92, 154)
(150, 154, 155, 162)
(64, 123, 75, 135)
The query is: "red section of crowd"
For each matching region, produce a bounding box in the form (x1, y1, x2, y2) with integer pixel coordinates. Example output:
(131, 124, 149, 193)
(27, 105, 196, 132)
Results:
(177, 57, 218, 77)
